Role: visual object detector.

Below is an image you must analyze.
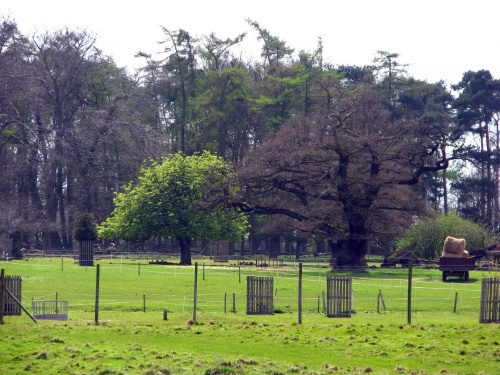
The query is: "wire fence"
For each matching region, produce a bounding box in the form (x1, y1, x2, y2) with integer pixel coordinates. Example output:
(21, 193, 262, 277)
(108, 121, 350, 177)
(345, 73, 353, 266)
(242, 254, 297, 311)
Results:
(1, 257, 495, 324)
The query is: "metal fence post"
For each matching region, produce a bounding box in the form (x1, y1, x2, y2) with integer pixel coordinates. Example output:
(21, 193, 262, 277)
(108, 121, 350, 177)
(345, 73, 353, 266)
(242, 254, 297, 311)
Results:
(0, 269, 4, 325)
(407, 262, 412, 325)
(298, 263, 302, 324)
(95, 264, 100, 325)
(193, 262, 198, 322)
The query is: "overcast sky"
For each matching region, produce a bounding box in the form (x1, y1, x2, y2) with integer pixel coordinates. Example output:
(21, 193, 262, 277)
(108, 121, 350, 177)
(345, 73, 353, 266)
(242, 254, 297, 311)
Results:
(1, 0, 499, 87)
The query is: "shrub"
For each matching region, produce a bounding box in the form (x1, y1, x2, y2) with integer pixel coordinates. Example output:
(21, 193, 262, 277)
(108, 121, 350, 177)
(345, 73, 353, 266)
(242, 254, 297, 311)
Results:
(73, 213, 98, 242)
(397, 213, 495, 259)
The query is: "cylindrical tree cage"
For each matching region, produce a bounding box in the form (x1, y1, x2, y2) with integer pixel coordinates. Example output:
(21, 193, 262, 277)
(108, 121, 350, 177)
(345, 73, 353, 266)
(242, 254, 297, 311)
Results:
(78, 240, 94, 266)
(73, 213, 98, 267)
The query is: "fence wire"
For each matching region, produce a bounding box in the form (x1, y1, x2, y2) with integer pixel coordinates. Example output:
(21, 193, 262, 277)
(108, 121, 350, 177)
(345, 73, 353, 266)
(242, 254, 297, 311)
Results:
(0, 258, 493, 323)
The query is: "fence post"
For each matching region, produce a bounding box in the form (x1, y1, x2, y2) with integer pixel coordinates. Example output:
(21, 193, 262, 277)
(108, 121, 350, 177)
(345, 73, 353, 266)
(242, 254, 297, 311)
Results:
(298, 263, 302, 324)
(0, 269, 4, 325)
(454, 292, 458, 313)
(95, 264, 100, 325)
(224, 292, 227, 313)
(239, 266, 241, 283)
(203, 264, 205, 280)
(193, 262, 198, 322)
(232, 292, 236, 313)
(322, 290, 326, 313)
(379, 289, 386, 311)
(407, 262, 412, 325)
(143, 294, 146, 313)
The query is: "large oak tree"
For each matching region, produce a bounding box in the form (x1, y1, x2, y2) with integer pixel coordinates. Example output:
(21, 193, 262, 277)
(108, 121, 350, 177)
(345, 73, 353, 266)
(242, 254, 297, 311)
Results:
(238, 77, 450, 268)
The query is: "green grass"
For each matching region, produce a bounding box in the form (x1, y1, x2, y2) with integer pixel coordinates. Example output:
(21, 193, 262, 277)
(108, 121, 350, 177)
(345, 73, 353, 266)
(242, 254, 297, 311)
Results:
(1, 258, 500, 374)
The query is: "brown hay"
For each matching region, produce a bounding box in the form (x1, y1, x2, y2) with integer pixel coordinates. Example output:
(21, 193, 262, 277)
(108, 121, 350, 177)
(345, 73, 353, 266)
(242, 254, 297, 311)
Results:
(442, 236, 469, 257)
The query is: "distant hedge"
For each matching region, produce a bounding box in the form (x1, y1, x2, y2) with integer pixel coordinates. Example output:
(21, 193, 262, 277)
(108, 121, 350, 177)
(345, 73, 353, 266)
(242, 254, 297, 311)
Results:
(397, 213, 495, 259)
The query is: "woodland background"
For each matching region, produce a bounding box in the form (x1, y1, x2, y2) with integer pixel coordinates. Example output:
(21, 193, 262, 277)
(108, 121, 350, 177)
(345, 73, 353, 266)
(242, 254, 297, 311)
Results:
(2, 17, 500, 264)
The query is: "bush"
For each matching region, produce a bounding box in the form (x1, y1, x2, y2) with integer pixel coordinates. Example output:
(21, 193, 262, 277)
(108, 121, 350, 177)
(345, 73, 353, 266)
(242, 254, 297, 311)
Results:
(73, 213, 98, 242)
(397, 213, 495, 259)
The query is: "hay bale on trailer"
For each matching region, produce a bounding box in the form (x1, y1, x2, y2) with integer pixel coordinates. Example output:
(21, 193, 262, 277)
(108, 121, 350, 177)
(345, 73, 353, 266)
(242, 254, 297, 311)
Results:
(440, 236, 475, 281)
(441, 236, 469, 258)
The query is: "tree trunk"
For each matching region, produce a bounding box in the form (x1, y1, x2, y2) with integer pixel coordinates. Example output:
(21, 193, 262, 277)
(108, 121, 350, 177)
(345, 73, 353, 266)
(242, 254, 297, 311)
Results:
(442, 141, 448, 214)
(240, 236, 245, 257)
(330, 238, 368, 270)
(178, 237, 192, 265)
(495, 118, 500, 229)
(228, 241, 235, 256)
(316, 238, 326, 255)
(485, 120, 493, 223)
(269, 234, 280, 259)
(295, 238, 301, 259)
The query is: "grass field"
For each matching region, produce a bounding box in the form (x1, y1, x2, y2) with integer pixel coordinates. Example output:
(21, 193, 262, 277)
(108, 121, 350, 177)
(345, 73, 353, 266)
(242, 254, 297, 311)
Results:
(0, 257, 499, 374)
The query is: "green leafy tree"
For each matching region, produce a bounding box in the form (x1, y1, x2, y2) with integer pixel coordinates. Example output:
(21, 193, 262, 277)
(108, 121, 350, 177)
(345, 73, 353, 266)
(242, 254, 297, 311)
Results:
(98, 152, 248, 265)
(397, 213, 494, 259)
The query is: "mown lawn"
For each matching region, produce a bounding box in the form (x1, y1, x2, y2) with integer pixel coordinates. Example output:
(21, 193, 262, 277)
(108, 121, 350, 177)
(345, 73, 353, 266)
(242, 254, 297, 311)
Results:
(0, 258, 499, 374)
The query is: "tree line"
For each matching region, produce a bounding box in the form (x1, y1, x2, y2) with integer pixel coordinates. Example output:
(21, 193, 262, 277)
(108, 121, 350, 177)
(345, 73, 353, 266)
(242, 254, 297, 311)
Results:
(1, 16, 500, 266)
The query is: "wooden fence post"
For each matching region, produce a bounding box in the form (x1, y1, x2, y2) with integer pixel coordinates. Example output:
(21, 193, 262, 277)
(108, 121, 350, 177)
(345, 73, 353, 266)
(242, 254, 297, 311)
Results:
(95, 264, 100, 325)
(0, 269, 4, 325)
(298, 263, 302, 324)
(322, 291, 326, 313)
(407, 262, 412, 325)
(193, 263, 198, 322)
(454, 292, 458, 313)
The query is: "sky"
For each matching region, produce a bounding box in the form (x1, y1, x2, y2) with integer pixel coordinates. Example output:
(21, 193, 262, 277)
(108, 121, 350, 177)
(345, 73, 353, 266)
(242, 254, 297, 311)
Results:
(1, 0, 499, 87)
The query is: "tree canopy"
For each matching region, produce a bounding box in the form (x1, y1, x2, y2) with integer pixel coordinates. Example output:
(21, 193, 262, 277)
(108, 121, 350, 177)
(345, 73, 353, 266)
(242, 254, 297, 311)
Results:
(237, 77, 451, 267)
(3, 16, 500, 267)
(98, 152, 248, 264)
